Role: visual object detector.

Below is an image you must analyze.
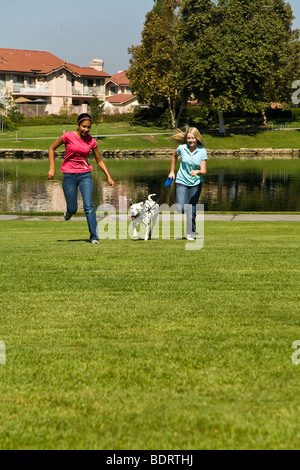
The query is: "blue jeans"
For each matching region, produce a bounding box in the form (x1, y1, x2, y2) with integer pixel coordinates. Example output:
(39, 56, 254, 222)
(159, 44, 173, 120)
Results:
(176, 183, 202, 234)
(62, 172, 98, 241)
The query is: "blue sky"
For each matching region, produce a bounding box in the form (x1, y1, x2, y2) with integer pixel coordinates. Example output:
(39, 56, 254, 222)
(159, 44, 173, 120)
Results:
(1, 0, 154, 75)
(290, 0, 300, 28)
(1, 0, 299, 75)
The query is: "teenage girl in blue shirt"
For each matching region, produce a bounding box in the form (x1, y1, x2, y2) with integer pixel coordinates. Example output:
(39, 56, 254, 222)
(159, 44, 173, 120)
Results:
(168, 127, 207, 240)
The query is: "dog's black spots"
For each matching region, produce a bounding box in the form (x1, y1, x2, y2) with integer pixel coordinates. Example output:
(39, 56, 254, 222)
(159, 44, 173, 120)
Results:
(129, 194, 159, 241)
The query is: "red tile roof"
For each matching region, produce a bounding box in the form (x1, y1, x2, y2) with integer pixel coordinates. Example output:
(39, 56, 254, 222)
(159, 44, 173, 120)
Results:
(106, 93, 136, 104)
(66, 62, 110, 78)
(106, 70, 130, 86)
(0, 48, 110, 78)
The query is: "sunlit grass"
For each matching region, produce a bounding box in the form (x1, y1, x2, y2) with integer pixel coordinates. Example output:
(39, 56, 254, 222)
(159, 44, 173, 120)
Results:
(0, 220, 299, 449)
(0, 122, 299, 150)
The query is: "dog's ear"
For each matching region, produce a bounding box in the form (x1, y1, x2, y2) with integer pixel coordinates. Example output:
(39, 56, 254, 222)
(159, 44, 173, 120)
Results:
(129, 198, 133, 206)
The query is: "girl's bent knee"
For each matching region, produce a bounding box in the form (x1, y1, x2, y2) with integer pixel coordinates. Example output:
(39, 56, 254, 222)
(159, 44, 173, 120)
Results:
(84, 205, 95, 214)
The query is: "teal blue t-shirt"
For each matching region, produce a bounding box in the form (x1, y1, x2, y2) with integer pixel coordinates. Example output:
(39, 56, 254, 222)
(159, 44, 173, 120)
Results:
(175, 144, 207, 186)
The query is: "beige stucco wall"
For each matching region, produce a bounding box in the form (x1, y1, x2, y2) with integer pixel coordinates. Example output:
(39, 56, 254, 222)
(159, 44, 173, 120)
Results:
(104, 98, 139, 115)
(3, 68, 107, 115)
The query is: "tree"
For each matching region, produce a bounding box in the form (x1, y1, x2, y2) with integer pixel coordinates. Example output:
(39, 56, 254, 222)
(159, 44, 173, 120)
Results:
(179, 0, 300, 132)
(89, 96, 105, 136)
(128, 0, 187, 128)
(0, 101, 6, 133)
(153, 0, 165, 11)
(2, 93, 24, 138)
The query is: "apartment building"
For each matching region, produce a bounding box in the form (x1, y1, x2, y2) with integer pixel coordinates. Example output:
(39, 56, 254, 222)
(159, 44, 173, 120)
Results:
(0, 48, 111, 115)
(105, 70, 138, 114)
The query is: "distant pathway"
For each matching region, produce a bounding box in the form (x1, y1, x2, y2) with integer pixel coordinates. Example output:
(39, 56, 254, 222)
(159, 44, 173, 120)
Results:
(0, 132, 173, 141)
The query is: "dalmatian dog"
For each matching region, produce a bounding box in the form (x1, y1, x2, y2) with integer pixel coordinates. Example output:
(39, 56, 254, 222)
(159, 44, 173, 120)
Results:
(129, 194, 159, 241)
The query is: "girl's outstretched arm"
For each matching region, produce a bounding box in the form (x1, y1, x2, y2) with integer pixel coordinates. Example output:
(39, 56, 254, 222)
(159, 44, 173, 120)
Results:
(92, 147, 115, 187)
(48, 137, 63, 180)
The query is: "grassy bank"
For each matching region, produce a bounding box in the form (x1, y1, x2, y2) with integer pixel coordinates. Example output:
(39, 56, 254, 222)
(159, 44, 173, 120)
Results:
(0, 220, 299, 449)
(0, 122, 299, 150)
(0, 123, 174, 150)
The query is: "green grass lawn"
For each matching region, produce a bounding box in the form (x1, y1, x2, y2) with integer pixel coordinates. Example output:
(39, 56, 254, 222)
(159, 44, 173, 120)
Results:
(0, 219, 299, 449)
(204, 129, 300, 149)
(0, 123, 175, 150)
(0, 122, 299, 150)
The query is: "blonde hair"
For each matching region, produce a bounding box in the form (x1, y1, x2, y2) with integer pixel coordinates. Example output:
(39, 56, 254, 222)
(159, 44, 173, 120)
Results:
(172, 127, 204, 147)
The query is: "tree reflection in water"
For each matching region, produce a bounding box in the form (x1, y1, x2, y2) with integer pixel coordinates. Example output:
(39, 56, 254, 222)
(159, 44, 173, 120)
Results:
(0, 158, 299, 212)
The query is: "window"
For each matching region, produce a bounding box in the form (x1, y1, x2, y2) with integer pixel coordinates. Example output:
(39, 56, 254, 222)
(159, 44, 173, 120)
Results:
(95, 79, 104, 94)
(110, 86, 118, 95)
(27, 77, 36, 87)
(83, 79, 94, 95)
(13, 75, 24, 92)
(13, 75, 24, 85)
(84, 79, 93, 88)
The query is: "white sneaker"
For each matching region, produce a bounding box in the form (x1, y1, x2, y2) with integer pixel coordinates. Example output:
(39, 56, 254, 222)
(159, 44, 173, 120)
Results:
(64, 211, 72, 221)
(186, 234, 195, 241)
(91, 239, 99, 244)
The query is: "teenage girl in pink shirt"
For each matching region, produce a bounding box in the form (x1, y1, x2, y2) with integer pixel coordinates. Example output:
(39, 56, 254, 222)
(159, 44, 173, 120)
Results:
(48, 113, 115, 244)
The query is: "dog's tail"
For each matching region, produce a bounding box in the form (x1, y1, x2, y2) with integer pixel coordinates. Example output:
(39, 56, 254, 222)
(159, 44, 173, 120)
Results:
(148, 194, 157, 202)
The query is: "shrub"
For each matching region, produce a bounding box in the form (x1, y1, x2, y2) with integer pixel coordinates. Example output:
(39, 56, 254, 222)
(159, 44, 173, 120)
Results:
(21, 114, 78, 126)
(130, 107, 165, 126)
(291, 108, 300, 120)
(181, 105, 217, 128)
(101, 113, 134, 123)
(265, 108, 300, 120)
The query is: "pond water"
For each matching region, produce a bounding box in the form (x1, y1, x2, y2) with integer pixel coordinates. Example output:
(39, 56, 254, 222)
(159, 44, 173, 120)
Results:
(0, 158, 300, 212)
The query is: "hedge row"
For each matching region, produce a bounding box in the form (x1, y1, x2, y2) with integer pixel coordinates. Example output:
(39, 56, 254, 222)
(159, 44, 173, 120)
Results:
(20, 112, 138, 127)
(184, 106, 300, 121)
(13, 106, 300, 128)
(21, 114, 78, 126)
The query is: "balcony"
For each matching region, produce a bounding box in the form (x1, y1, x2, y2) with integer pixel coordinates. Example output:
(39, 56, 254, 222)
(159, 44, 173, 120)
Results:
(72, 86, 104, 98)
(12, 85, 51, 95)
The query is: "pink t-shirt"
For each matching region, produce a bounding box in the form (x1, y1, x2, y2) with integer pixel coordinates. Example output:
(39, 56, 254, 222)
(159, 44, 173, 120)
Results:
(60, 131, 98, 173)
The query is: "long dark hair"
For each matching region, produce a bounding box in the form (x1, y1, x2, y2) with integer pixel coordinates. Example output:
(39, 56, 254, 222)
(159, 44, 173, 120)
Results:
(77, 113, 92, 125)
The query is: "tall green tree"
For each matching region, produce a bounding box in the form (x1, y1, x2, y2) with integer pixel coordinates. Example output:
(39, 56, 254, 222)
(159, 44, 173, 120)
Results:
(89, 96, 105, 137)
(128, 0, 186, 128)
(153, 0, 166, 12)
(180, 0, 300, 132)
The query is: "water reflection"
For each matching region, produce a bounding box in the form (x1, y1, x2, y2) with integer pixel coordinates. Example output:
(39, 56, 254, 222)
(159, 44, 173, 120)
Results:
(204, 167, 299, 211)
(0, 159, 300, 212)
